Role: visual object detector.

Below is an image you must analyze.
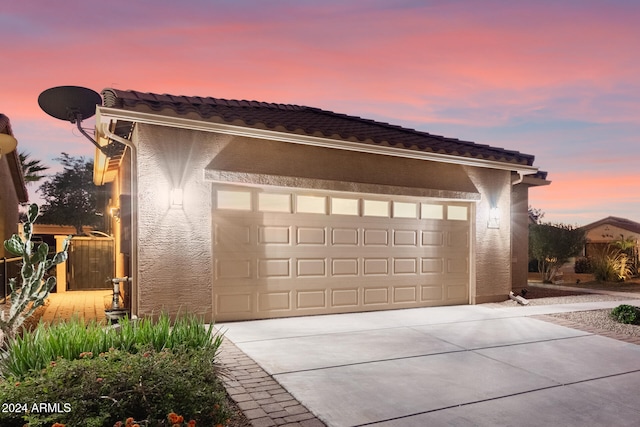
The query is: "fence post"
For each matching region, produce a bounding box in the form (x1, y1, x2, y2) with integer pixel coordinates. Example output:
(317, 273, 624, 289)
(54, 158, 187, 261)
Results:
(2, 257, 6, 302)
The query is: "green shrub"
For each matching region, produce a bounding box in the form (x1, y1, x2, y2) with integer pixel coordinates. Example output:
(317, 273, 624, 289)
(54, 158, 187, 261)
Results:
(610, 304, 640, 325)
(0, 348, 231, 427)
(591, 246, 633, 282)
(0, 312, 223, 379)
(573, 257, 591, 274)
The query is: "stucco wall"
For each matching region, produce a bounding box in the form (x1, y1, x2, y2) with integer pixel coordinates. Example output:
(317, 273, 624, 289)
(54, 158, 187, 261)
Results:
(465, 166, 513, 303)
(585, 225, 640, 243)
(0, 156, 20, 258)
(135, 125, 231, 321)
(133, 124, 517, 317)
(511, 183, 530, 290)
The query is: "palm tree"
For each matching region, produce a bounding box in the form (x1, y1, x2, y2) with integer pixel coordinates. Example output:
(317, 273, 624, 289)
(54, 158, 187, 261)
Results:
(18, 151, 49, 185)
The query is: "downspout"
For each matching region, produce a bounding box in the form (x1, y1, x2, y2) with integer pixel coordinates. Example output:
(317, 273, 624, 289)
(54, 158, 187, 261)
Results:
(511, 171, 524, 186)
(100, 123, 139, 318)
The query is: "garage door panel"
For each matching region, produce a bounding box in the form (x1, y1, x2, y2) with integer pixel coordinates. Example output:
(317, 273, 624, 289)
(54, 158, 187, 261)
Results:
(258, 226, 291, 245)
(421, 258, 444, 273)
(332, 258, 359, 276)
(297, 290, 327, 309)
(394, 258, 418, 274)
(332, 228, 359, 245)
(332, 289, 359, 307)
(394, 286, 417, 303)
(297, 258, 326, 277)
(364, 229, 389, 246)
(394, 230, 418, 246)
(364, 287, 389, 305)
(257, 291, 291, 312)
(257, 259, 291, 278)
(216, 259, 252, 279)
(447, 257, 469, 274)
(214, 224, 251, 246)
(421, 285, 444, 302)
(422, 231, 445, 246)
(212, 186, 471, 320)
(363, 258, 389, 275)
(297, 227, 326, 245)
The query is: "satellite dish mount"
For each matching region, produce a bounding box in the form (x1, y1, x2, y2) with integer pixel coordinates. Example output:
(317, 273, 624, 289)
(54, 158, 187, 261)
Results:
(38, 86, 122, 156)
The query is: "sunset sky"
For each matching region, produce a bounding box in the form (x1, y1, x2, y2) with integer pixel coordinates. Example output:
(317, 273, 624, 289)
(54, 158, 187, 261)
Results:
(1, 0, 638, 226)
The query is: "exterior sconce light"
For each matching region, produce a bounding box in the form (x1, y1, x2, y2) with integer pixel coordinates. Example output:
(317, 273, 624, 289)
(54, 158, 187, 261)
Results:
(0, 133, 18, 159)
(488, 207, 500, 229)
(110, 207, 121, 222)
(170, 188, 184, 207)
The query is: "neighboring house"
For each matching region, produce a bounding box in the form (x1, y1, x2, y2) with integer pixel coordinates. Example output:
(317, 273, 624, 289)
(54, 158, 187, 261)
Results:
(92, 89, 550, 322)
(581, 216, 640, 262)
(0, 114, 28, 258)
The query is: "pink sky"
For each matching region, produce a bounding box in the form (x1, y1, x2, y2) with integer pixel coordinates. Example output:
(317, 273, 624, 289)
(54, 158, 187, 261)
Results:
(1, 0, 639, 225)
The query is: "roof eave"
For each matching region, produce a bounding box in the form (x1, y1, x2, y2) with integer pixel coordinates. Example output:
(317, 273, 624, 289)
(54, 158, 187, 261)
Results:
(96, 106, 540, 176)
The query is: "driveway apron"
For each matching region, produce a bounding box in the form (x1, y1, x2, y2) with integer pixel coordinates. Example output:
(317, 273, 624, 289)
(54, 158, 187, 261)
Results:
(219, 302, 640, 427)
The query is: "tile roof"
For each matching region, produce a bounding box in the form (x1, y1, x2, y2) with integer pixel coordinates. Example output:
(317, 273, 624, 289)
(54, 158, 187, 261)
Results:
(101, 88, 536, 167)
(580, 216, 640, 235)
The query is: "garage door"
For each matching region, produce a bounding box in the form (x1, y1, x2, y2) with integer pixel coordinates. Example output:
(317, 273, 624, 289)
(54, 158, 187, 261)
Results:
(212, 185, 471, 321)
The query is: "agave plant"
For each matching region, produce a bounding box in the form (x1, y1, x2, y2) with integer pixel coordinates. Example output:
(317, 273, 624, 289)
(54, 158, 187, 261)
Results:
(0, 204, 70, 346)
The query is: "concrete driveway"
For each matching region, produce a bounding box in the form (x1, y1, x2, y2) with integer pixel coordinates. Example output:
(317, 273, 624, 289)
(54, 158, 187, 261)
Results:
(219, 301, 640, 426)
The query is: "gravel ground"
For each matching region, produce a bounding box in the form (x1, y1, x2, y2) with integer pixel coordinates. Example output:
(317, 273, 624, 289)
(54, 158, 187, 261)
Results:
(492, 291, 640, 338)
(492, 293, 639, 307)
(549, 308, 640, 337)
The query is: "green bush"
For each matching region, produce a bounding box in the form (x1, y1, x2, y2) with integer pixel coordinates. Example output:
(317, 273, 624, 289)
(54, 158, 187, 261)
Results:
(0, 347, 231, 427)
(0, 312, 223, 379)
(573, 257, 591, 274)
(591, 247, 633, 282)
(610, 304, 640, 325)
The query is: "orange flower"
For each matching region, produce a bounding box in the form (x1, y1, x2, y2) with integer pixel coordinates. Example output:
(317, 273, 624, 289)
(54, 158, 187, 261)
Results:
(113, 422, 123, 427)
(167, 413, 180, 424)
(125, 418, 135, 426)
(188, 420, 196, 427)
(14, 382, 20, 386)
(52, 423, 66, 427)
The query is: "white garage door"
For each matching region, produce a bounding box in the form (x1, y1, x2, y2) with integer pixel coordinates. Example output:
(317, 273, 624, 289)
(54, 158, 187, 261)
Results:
(212, 185, 472, 321)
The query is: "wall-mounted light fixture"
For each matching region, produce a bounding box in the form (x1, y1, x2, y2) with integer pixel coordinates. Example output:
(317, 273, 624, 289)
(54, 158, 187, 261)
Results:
(109, 207, 121, 222)
(488, 207, 500, 229)
(0, 133, 18, 159)
(170, 188, 184, 207)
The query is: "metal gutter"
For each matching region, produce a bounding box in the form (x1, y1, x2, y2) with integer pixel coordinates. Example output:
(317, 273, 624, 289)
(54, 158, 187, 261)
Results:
(96, 106, 540, 176)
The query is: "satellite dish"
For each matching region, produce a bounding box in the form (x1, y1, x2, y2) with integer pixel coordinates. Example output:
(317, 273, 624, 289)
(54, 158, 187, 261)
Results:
(38, 86, 102, 123)
(37, 85, 122, 154)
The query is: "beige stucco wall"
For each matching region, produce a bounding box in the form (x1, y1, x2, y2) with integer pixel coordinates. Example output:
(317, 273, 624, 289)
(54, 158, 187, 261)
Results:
(465, 167, 513, 303)
(510, 183, 530, 291)
(0, 156, 20, 258)
(135, 125, 226, 321)
(585, 224, 640, 243)
(132, 124, 518, 318)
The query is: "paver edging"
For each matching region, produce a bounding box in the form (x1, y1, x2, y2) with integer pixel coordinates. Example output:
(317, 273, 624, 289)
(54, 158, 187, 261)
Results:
(217, 337, 326, 427)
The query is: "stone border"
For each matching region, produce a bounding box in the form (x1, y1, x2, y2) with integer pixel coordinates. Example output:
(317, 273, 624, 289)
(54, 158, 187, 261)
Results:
(218, 338, 326, 427)
(534, 314, 640, 345)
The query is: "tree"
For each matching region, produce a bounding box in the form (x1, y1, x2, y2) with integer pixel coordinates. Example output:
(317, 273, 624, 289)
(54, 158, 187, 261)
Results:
(528, 206, 545, 224)
(529, 223, 585, 283)
(18, 151, 49, 185)
(38, 153, 104, 234)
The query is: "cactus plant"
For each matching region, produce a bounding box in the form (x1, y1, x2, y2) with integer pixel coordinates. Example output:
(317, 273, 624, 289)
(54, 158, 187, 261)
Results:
(1, 204, 70, 346)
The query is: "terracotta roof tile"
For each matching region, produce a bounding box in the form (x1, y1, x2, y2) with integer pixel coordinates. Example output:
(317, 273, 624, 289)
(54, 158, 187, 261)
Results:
(101, 88, 536, 166)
